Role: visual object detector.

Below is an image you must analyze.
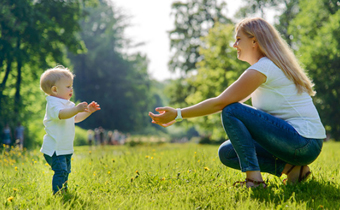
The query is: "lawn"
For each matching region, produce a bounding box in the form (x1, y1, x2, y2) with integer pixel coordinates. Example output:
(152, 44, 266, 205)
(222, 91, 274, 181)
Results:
(1, 141, 340, 209)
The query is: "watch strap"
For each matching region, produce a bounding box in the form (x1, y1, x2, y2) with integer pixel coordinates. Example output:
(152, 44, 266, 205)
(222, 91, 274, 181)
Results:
(175, 108, 183, 122)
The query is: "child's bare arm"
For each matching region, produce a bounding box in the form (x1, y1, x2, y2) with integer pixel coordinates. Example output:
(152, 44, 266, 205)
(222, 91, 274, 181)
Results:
(75, 101, 101, 123)
(59, 102, 88, 120)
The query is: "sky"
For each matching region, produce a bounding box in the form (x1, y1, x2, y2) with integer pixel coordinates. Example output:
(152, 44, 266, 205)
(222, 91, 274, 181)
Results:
(114, 0, 274, 81)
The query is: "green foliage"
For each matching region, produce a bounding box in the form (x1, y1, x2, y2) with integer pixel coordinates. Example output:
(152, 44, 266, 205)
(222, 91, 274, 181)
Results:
(125, 135, 168, 147)
(69, 0, 156, 133)
(1, 0, 165, 148)
(165, 0, 340, 141)
(166, 0, 232, 138)
(234, 0, 300, 46)
(1, 142, 340, 209)
(177, 23, 248, 140)
(25, 117, 45, 149)
(288, 0, 340, 138)
(274, 0, 300, 46)
(74, 126, 88, 146)
(0, 0, 96, 146)
(235, 0, 281, 18)
(169, 0, 231, 74)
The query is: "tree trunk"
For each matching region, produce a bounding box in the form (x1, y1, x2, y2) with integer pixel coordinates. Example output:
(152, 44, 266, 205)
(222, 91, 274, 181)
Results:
(0, 58, 12, 103)
(14, 60, 22, 114)
(14, 38, 22, 115)
(0, 56, 4, 74)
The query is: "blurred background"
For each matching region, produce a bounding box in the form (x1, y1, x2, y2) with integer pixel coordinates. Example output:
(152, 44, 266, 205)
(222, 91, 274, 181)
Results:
(0, 0, 339, 149)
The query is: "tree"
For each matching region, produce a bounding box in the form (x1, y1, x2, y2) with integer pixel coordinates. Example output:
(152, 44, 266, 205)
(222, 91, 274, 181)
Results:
(288, 0, 340, 139)
(167, 0, 231, 109)
(274, 0, 300, 46)
(182, 23, 248, 140)
(234, 0, 299, 46)
(69, 0, 155, 132)
(234, 0, 281, 19)
(0, 0, 94, 146)
(169, 0, 231, 74)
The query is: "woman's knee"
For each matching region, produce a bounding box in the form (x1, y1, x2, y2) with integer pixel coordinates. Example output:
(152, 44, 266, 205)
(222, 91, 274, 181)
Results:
(218, 140, 236, 164)
(222, 103, 243, 119)
(223, 102, 240, 112)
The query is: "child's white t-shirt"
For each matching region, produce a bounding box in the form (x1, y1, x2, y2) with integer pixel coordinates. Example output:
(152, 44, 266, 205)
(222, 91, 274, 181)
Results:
(40, 96, 75, 156)
(248, 57, 326, 139)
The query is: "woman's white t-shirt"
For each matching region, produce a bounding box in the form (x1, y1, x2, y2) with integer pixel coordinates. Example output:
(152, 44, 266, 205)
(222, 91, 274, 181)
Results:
(40, 96, 75, 156)
(248, 57, 326, 139)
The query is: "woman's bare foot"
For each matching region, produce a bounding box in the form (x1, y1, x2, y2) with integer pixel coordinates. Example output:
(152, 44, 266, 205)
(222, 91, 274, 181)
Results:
(245, 171, 265, 188)
(284, 165, 311, 184)
(246, 179, 267, 188)
(233, 178, 267, 188)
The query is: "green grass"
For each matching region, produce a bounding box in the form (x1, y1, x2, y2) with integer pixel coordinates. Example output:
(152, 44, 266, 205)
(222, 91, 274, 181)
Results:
(1, 141, 340, 209)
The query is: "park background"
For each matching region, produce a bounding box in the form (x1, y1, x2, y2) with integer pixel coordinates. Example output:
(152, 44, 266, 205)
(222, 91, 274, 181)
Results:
(1, 0, 340, 209)
(1, 0, 339, 148)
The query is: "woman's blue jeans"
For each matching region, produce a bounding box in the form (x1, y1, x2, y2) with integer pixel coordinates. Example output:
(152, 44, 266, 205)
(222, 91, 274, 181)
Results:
(218, 103, 323, 177)
(44, 153, 72, 194)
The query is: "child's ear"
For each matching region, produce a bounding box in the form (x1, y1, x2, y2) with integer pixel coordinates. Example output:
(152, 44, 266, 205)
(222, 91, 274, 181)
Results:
(51, 86, 57, 94)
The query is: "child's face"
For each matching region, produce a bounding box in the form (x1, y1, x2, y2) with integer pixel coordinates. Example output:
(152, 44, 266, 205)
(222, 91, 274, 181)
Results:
(51, 77, 73, 100)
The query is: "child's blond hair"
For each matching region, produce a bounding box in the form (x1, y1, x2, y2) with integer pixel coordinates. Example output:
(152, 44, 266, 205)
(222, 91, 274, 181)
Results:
(40, 65, 74, 95)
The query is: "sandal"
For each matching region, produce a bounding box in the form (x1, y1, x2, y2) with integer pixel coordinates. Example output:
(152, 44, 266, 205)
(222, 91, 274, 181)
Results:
(283, 165, 312, 185)
(233, 178, 267, 188)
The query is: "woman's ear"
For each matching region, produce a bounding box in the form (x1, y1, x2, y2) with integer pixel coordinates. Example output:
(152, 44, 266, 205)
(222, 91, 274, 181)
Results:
(252, 39, 259, 48)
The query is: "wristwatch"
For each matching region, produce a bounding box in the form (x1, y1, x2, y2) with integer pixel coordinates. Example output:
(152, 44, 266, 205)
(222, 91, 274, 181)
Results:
(175, 108, 183, 122)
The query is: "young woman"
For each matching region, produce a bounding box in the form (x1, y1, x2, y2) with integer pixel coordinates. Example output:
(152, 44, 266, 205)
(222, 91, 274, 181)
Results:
(149, 17, 326, 188)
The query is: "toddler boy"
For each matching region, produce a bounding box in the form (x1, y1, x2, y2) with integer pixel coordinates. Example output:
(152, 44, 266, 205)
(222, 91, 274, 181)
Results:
(40, 66, 100, 194)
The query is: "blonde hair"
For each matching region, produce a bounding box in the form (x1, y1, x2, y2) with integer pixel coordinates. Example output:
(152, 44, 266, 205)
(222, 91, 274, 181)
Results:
(40, 65, 74, 95)
(236, 17, 315, 96)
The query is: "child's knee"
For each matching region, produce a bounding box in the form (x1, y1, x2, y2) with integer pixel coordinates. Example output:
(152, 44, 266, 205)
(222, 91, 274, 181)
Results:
(54, 168, 69, 177)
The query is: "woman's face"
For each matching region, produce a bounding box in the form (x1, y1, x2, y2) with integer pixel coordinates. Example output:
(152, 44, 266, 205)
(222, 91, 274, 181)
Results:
(233, 30, 258, 65)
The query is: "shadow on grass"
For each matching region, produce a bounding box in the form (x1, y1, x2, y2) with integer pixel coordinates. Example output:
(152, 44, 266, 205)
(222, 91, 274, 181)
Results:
(250, 179, 340, 209)
(45, 191, 94, 209)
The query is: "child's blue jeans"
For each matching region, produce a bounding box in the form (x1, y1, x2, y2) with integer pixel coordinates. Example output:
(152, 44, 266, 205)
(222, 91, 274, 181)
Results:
(44, 152, 72, 194)
(218, 103, 323, 177)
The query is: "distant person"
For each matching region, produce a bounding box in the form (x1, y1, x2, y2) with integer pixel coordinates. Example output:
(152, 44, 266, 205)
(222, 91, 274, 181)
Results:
(107, 131, 113, 145)
(3, 123, 12, 146)
(98, 126, 105, 145)
(15, 122, 25, 150)
(113, 129, 120, 145)
(118, 131, 126, 145)
(94, 128, 100, 145)
(149, 17, 326, 188)
(40, 66, 101, 194)
(87, 129, 94, 146)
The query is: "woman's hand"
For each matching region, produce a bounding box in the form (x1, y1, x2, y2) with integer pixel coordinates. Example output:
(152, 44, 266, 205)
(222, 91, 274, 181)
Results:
(148, 107, 177, 127)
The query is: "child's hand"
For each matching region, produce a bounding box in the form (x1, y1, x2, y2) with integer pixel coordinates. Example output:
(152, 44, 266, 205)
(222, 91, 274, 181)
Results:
(88, 101, 101, 113)
(76, 102, 89, 112)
